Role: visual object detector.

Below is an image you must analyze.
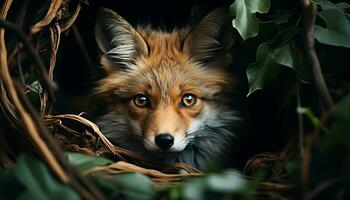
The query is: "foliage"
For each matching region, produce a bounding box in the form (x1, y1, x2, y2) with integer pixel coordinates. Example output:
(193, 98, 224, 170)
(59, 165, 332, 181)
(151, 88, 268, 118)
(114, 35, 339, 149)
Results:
(66, 152, 113, 172)
(231, 0, 349, 100)
(0, 0, 349, 199)
(230, 0, 271, 40)
(314, 0, 350, 47)
(0, 153, 254, 200)
(0, 154, 80, 200)
(229, 0, 350, 196)
(288, 95, 350, 199)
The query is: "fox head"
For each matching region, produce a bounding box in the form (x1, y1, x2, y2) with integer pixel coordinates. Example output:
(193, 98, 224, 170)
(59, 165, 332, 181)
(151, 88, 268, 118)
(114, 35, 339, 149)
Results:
(94, 8, 236, 154)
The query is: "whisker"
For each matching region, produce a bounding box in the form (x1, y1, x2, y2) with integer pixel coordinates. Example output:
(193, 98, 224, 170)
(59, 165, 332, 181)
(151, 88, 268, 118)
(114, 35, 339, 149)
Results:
(186, 127, 207, 136)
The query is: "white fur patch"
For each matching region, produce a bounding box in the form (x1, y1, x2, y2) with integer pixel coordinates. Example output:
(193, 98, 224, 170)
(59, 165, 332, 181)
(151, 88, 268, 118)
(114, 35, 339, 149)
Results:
(144, 136, 157, 151)
(170, 135, 187, 152)
(187, 118, 205, 134)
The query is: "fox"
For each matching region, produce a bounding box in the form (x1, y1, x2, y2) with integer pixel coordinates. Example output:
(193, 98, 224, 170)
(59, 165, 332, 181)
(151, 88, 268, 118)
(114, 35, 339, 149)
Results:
(93, 7, 244, 170)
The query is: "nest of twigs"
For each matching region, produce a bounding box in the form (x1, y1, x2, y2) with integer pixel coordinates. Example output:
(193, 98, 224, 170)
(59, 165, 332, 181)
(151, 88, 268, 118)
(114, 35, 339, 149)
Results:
(0, 0, 295, 199)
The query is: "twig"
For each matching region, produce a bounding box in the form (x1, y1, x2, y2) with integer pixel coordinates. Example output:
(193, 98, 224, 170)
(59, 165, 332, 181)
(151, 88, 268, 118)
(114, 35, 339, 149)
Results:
(40, 23, 61, 115)
(44, 114, 203, 174)
(1, 0, 67, 183)
(0, 19, 56, 102)
(259, 181, 294, 191)
(16, 51, 25, 85)
(14, 82, 107, 200)
(299, 0, 333, 111)
(303, 179, 336, 200)
(258, 191, 292, 200)
(30, 0, 63, 34)
(16, 0, 28, 28)
(296, 82, 304, 157)
(298, 1, 335, 196)
(60, 2, 82, 32)
(1, 2, 105, 199)
(84, 161, 203, 186)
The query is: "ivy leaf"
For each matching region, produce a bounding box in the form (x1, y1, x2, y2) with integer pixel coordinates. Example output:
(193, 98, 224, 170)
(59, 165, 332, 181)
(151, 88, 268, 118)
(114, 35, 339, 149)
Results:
(247, 42, 279, 96)
(182, 171, 252, 200)
(105, 173, 155, 200)
(182, 178, 206, 200)
(230, 0, 271, 40)
(314, 0, 350, 10)
(206, 172, 248, 192)
(66, 152, 113, 172)
(30, 81, 43, 94)
(271, 42, 302, 70)
(247, 42, 301, 96)
(264, 9, 296, 25)
(270, 26, 298, 47)
(247, 26, 301, 96)
(0, 154, 80, 200)
(89, 176, 122, 199)
(314, 1, 350, 48)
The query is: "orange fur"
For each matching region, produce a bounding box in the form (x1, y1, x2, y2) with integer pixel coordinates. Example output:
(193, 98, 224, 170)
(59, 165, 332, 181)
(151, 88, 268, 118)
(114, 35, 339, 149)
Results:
(95, 27, 233, 142)
(94, 8, 239, 169)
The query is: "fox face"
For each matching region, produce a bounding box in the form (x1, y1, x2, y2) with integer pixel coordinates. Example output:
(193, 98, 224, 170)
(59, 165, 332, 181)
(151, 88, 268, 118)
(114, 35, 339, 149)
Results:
(94, 8, 241, 169)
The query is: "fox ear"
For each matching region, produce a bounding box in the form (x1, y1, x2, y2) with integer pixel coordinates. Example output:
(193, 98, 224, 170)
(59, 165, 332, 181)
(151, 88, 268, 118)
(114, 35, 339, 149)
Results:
(183, 8, 234, 64)
(95, 8, 148, 69)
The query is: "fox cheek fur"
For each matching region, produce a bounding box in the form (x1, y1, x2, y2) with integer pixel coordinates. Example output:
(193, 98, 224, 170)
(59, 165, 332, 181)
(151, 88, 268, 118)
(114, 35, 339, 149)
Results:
(93, 8, 242, 170)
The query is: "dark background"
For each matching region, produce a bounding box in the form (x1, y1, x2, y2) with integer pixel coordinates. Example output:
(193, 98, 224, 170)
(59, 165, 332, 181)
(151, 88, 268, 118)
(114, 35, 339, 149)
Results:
(52, 0, 349, 170)
(52, 0, 296, 170)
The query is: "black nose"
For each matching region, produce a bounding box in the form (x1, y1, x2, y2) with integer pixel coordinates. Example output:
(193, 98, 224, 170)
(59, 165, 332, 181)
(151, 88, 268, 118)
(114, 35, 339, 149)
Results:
(155, 134, 174, 150)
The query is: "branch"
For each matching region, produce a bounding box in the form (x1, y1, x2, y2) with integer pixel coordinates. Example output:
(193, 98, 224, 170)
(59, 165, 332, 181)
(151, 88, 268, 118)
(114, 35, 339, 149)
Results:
(1, 0, 66, 184)
(0, 19, 56, 102)
(296, 82, 304, 157)
(14, 82, 107, 200)
(299, 0, 333, 111)
(1, 4, 105, 199)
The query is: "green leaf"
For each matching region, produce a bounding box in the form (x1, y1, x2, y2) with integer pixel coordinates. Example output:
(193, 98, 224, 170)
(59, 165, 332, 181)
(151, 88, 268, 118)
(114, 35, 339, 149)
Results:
(106, 173, 155, 200)
(247, 42, 279, 95)
(315, 0, 350, 10)
(264, 9, 296, 25)
(206, 172, 248, 192)
(271, 42, 302, 70)
(169, 184, 182, 200)
(89, 175, 122, 199)
(314, 7, 350, 47)
(66, 152, 113, 172)
(270, 26, 299, 47)
(30, 81, 43, 94)
(182, 178, 206, 200)
(319, 95, 350, 155)
(246, 25, 300, 96)
(230, 0, 271, 40)
(182, 171, 252, 200)
(0, 170, 25, 199)
(307, 95, 350, 190)
(0, 154, 80, 200)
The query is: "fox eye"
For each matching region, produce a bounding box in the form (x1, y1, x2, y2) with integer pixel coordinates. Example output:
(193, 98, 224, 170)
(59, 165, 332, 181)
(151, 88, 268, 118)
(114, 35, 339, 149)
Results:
(133, 94, 149, 107)
(181, 93, 197, 108)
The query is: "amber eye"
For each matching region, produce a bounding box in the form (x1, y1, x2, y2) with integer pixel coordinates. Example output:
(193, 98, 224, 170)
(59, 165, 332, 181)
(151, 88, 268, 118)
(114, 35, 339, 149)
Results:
(181, 93, 197, 108)
(133, 94, 149, 107)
